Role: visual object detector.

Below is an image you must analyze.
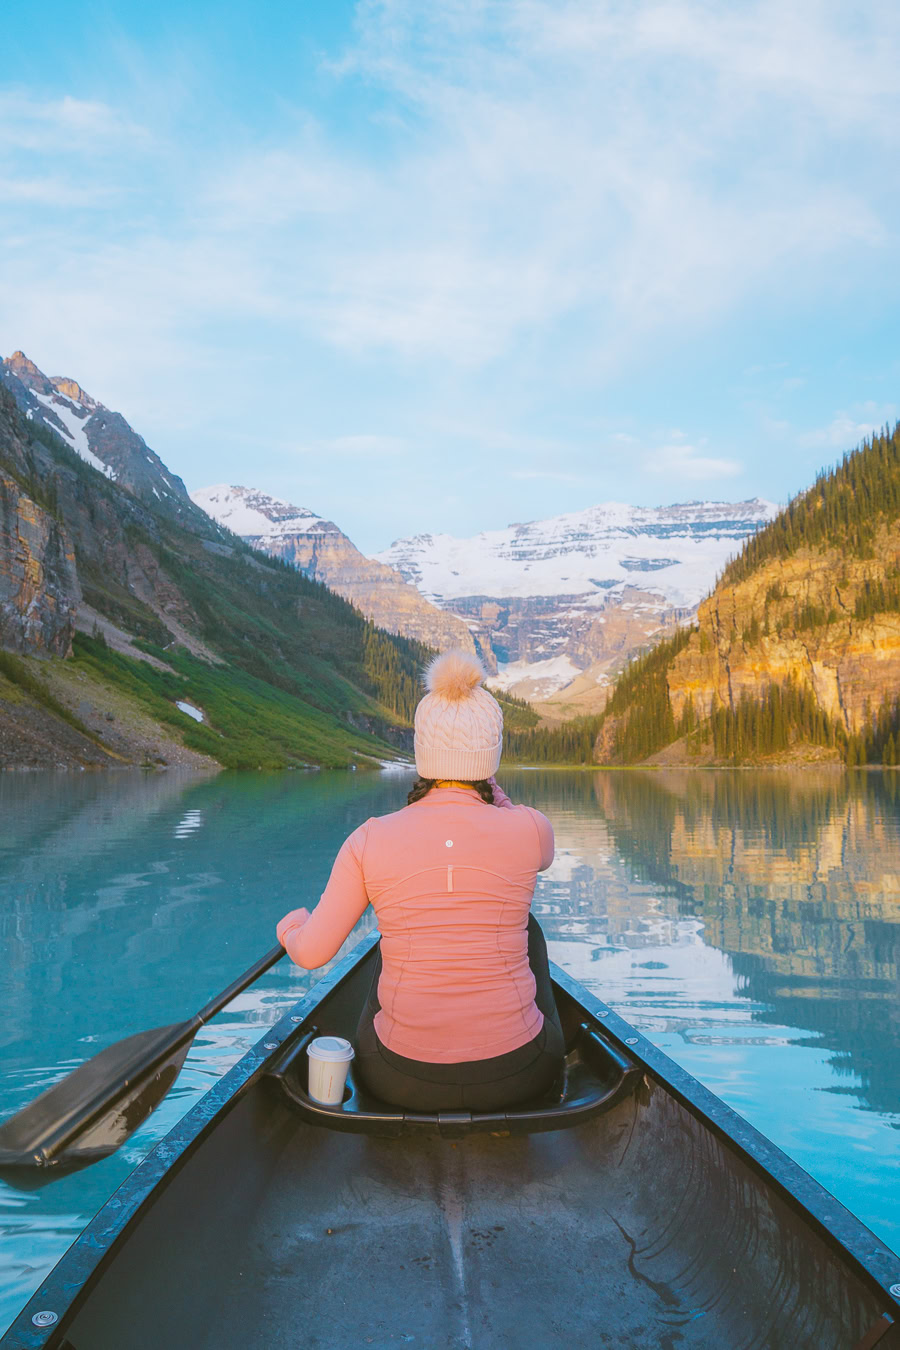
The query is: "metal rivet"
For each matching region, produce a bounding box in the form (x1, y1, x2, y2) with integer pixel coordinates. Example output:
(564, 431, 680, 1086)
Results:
(32, 1312, 59, 1328)
(290, 1015, 304, 1023)
(597, 1011, 609, 1017)
(890, 1282, 900, 1298)
(624, 1037, 639, 1045)
(263, 1042, 278, 1050)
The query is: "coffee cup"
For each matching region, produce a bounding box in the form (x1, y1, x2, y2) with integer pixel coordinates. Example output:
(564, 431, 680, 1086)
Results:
(307, 1036, 355, 1106)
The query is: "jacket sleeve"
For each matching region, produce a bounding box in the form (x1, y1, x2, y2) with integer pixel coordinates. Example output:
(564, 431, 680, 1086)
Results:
(283, 822, 371, 969)
(491, 779, 554, 871)
(530, 809, 555, 871)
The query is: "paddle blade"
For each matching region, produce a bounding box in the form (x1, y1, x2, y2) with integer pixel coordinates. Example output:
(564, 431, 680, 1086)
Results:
(0, 1020, 198, 1176)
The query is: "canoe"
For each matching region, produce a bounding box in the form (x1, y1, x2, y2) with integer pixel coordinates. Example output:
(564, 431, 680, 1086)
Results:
(3, 930, 900, 1350)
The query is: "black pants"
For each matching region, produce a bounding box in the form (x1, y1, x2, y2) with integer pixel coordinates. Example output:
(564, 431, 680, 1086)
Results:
(354, 915, 566, 1112)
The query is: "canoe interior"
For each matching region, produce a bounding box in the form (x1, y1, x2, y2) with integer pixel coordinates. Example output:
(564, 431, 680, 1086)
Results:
(41, 947, 900, 1349)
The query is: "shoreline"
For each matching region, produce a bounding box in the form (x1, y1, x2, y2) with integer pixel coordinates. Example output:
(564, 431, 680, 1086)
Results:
(5, 759, 899, 775)
(504, 761, 897, 772)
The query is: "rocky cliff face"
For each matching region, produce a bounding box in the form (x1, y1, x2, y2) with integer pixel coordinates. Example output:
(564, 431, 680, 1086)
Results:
(2, 351, 210, 532)
(0, 370, 213, 667)
(0, 460, 80, 656)
(378, 499, 775, 698)
(666, 533, 900, 736)
(192, 485, 476, 655)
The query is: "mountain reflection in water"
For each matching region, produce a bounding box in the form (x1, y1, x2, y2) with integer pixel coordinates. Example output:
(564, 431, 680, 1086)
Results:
(535, 770, 900, 1114)
(0, 767, 898, 1334)
(519, 767, 900, 1258)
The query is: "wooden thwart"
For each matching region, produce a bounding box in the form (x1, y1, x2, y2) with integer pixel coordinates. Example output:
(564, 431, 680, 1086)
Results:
(852, 1313, 897, 1350)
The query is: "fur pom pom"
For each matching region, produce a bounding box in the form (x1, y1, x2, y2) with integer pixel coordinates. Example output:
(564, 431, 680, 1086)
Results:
(425, 649, 486, 701)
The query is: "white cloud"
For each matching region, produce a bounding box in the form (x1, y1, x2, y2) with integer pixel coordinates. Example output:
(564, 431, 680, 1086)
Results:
(0, 94, 148, 152)
(645, 443, 742, 480)
(207, 146, 360, 224)
(0, 176, 117, 207)
(798, 406, 897, 449)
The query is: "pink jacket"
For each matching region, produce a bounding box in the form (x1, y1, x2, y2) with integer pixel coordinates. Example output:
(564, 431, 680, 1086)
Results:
(282, 783, 554, 1062)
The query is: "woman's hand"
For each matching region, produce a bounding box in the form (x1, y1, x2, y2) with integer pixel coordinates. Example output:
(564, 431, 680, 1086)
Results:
(277, 907, 311, 948)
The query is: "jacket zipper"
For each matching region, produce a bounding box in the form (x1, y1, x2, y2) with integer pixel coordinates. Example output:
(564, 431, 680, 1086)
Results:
(447, 865, 454, 893)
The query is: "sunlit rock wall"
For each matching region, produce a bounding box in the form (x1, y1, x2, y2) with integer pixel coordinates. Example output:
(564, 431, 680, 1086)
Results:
(667, 528, 900, 735)
(0, 473, 80, 656)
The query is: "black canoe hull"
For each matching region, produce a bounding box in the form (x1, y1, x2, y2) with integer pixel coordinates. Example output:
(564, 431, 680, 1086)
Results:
(4, 932, 900, 1350)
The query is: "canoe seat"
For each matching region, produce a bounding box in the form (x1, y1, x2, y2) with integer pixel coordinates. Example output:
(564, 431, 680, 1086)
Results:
(267, 1021, 642, 1138)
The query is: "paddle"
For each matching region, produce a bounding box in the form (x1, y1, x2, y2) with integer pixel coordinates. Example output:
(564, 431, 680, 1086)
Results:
(0, 944, 286, 1182)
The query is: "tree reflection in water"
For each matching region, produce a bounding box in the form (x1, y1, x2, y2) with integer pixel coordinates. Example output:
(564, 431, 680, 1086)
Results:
(505, 766, 900, 1250)
(582, 770, 900, 1120)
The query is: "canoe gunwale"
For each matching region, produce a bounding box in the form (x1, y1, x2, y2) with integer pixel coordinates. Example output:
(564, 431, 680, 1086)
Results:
(2, 928, 899, 1347)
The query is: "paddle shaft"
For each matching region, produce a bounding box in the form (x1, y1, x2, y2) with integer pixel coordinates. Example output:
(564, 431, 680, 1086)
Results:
(196, 944, 287, 1025)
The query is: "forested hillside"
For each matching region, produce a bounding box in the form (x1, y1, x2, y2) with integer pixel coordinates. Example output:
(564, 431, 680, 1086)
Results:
(503, 422, 900, 767)
(723, 423, 900, 583)
(0, 376, 430, 770)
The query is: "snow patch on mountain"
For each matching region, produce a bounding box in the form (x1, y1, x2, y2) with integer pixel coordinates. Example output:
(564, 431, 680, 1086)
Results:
(191, 484, 332, 538)
(487, 655, 582, 697)
(176, 700, 204, 723)
(33, 391, 115, 479)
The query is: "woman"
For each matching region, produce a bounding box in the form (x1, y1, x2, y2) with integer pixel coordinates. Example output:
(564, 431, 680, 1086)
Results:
(276, 649, 564, 1111)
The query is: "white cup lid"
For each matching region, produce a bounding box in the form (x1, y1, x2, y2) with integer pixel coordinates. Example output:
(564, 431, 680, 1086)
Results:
(307, 1035, 354, 1062)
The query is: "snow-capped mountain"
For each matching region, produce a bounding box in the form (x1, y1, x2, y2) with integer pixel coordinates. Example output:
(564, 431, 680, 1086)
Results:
(1, 351, 208, 530)
(192, 485, 475, 655)
(192, 486, 341, 548)
(192, 484, 338, 547)
(379, 500, 777, 606)
(377, 499, 777, 698)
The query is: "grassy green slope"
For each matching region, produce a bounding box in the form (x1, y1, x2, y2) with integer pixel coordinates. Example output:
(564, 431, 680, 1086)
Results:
(72, 634, 395, 769)
(146, 534, 431, 730)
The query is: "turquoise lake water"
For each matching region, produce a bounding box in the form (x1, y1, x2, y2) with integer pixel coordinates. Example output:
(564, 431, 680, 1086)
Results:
(1, 766, 899, 1331)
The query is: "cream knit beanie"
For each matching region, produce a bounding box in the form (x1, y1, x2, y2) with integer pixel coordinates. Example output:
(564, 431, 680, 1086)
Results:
(414, 650, 503, 780)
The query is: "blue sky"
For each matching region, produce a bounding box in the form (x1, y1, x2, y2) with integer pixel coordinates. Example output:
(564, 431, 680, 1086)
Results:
(1, 0, 899, 553)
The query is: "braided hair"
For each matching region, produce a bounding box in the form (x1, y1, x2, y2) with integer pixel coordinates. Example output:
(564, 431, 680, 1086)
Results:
(407, 777, 495, 806)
